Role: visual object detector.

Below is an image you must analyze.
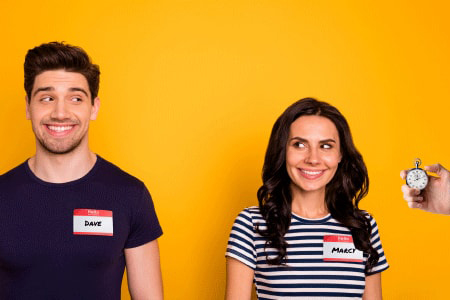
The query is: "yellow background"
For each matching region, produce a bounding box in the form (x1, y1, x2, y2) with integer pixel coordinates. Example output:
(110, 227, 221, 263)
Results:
(1, 0, 449, 299)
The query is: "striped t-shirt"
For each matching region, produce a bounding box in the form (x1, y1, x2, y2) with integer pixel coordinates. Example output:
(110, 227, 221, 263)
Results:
(226, 206, 389, 299)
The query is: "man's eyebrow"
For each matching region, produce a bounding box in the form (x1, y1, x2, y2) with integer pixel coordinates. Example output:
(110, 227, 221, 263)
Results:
(69, 87, 89, 97)
(32, 86, 54, 97)
(32, 87, 89, 97)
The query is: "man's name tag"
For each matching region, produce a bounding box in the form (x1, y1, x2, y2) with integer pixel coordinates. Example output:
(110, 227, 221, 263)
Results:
(323, 235, 363, 262)
(73, 209, 113, 236)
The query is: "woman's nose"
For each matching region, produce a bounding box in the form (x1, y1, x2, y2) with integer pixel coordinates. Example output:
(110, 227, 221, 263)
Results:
(305, 148, 320, 165)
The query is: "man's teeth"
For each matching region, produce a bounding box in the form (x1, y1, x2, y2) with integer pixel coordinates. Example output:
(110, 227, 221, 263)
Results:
(301, 170, 323, 175)
(48, 125, 73, 132)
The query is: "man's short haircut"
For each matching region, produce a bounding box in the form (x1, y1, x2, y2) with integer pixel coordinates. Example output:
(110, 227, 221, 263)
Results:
(24, 41, 100, 104)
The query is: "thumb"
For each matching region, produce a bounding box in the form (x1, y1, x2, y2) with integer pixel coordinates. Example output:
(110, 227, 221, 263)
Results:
(425, 163, 448, 176)
(400, 169, 409, 179)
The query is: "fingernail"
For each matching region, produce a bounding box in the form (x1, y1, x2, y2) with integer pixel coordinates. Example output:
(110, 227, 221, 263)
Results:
(417, 197, 423, 201)
(415, 189, 421, 195)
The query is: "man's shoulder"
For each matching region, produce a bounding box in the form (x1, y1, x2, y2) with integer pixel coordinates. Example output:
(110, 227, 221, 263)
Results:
(95, 156, 145, 189)
(0, 161, 28, 185)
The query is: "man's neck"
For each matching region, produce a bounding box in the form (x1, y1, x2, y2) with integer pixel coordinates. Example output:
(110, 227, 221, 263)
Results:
(28, 149, 97, 184)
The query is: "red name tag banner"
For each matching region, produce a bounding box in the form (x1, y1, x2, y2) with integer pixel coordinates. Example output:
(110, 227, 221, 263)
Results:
(323, 235, 363, 262)
(73, 209, 114, 236)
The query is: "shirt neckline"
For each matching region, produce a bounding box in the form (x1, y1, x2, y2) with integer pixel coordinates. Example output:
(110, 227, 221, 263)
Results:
(291, 212, 332, 224)
(24, 155, 102, 187)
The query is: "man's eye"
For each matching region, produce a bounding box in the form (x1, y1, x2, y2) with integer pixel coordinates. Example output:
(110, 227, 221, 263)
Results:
(71, 97, 82, 102)
(41, 96, 53, 102)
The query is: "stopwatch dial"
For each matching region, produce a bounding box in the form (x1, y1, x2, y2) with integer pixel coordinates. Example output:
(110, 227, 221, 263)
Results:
(406, 169, 428, 190)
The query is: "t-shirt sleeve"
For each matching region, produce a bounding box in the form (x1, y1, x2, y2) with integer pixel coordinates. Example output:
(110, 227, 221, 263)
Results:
(124, 184, 163, 249)
(366, 215, 389, 275)
(225, 208, 257, 270)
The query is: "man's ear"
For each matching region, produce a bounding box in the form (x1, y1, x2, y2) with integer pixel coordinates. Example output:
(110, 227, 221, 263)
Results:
(90, 97, 100, 120)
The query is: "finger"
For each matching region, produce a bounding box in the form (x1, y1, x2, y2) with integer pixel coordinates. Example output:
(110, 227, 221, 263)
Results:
(407, 200, 423, 209)
(405, 196, 424, 203)
(400, 168, 413, 179)
(400, 170, 408, 179)
(401, 185, 424, 204)
(404, 195, 424, 202)
(401, 185, 421, 197)
(425, 163, 448, 176)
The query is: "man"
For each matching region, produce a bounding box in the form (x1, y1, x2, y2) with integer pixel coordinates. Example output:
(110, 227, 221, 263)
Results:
(0, 42, 163, 299)
(400, 163, 450, 215)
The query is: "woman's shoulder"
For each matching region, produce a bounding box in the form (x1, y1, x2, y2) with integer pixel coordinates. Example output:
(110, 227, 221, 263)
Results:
(234, 206, 265, 224)
(235, 206, 262, 217)
(361, 210, 379, 224)
(359, 210, 383, 235)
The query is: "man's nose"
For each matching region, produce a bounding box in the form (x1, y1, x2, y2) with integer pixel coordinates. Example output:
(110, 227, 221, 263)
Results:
(50, 99, 70, 120)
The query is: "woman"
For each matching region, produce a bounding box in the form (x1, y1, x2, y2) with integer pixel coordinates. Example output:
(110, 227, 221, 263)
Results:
(226, 98, 388, 299)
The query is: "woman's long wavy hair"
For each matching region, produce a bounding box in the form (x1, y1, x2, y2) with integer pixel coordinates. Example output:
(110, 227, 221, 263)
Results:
(257, 98, 379, 272)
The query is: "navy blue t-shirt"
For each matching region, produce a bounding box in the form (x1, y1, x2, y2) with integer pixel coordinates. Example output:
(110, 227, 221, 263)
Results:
(0, 156, 163, 299)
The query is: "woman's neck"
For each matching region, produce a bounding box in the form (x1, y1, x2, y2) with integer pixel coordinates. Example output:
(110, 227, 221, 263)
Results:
(290, 187, 329, 219)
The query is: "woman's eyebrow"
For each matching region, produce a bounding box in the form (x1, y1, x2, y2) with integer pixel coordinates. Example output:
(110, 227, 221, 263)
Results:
(289, 137, 336, 144)
(320, 139, 337, 143)
(289, 137, 308, 142)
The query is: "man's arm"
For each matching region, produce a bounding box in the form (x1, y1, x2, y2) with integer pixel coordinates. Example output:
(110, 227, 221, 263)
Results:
(400, 163, 450, 214)
(125, 239, 163, 300)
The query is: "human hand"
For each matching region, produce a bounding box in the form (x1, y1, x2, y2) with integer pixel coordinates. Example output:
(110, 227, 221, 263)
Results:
(400, 163, 450, 215)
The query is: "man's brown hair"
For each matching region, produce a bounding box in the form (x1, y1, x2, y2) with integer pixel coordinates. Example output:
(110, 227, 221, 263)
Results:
(24, 42, 100, 104)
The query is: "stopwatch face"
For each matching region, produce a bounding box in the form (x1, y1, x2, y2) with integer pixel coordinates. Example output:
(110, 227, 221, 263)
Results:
(406, 168, 428, 190)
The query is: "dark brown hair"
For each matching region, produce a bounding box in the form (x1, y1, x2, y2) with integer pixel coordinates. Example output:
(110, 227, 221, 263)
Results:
(257, 97, 379, 272)
(24, 41, 100, 104)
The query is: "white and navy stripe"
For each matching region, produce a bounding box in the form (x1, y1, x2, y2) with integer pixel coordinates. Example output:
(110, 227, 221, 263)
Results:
(226, 206, 389, 299)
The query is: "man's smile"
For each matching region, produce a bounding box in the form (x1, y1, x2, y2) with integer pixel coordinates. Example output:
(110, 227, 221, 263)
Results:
(44, 123, 77, 136)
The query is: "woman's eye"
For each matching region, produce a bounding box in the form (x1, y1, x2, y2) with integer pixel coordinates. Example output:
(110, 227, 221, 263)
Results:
(322, 144, 332, 149)
(293, 142, 305, 148)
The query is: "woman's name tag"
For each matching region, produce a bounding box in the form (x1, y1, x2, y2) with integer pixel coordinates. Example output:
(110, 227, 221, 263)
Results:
(323, 235, 363, 262)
